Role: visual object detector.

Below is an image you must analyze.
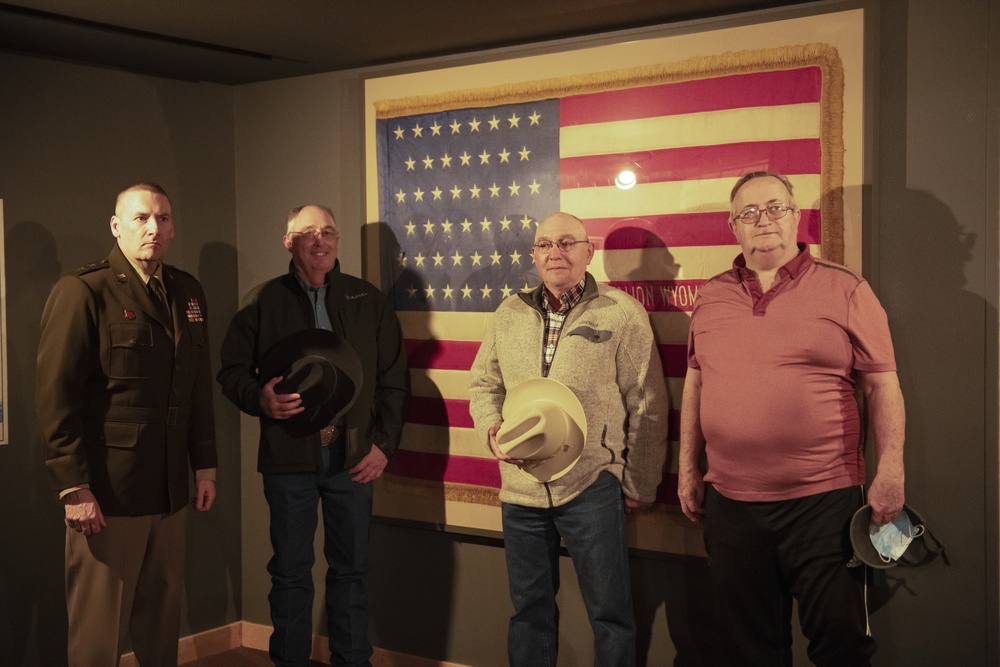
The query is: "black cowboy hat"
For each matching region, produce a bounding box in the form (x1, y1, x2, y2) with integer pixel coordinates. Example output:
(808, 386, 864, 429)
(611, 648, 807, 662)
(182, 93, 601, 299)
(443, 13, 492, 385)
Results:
(258, 329, 363, 437)
(849, 503, 950, 569)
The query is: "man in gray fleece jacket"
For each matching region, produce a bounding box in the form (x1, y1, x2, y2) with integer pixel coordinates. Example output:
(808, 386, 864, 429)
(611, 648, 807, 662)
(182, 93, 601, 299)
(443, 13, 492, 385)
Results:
(469, 211, 668, 666)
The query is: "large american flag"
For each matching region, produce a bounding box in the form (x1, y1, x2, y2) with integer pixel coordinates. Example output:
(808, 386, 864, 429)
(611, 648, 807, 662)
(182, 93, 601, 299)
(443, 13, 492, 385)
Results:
(374, 54, 840, 512)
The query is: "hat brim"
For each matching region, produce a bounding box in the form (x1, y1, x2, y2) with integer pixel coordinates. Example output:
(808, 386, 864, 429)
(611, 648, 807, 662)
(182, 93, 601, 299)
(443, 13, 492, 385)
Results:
(500, 378, 587, 483)
(850, 504, 929, 569)
(258, 329, 363, 437)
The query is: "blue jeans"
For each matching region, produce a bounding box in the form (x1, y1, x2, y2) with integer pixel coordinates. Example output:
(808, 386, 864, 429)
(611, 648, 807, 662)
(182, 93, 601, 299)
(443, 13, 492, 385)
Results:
(501, 471, 636, 667)
(263, 444, 374, 667)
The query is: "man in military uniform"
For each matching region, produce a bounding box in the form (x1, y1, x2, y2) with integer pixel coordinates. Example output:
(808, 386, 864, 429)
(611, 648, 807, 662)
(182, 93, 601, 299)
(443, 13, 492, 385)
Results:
(36, 182, 218, 667)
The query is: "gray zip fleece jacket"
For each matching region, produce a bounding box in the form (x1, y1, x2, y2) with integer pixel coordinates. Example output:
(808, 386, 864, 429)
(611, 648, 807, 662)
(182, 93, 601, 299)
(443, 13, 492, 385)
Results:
(469, 273, 668, 508)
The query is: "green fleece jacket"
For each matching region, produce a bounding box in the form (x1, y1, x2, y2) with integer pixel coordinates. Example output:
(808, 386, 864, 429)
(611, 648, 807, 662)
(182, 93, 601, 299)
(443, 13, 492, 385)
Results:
(469, 273, 668, 508)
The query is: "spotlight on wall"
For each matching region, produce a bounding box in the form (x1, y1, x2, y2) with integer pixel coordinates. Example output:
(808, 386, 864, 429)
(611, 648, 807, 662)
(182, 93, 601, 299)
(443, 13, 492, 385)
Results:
(615, 170, 637, 190)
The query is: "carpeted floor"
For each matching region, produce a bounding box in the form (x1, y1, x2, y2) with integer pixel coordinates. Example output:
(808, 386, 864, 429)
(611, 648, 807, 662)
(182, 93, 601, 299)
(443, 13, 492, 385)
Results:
(180, 646, 327, 666)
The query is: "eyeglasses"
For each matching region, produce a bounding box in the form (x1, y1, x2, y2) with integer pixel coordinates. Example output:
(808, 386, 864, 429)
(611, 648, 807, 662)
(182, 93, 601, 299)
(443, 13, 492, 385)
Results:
(532, 239, 590, 254)
(290, 228, 340, 240)
(732, 204, 796, 225)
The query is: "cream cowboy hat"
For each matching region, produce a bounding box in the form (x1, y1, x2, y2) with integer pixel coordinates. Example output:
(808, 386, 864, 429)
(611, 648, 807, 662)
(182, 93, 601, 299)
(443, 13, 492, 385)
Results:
(496, 378, 587, 483)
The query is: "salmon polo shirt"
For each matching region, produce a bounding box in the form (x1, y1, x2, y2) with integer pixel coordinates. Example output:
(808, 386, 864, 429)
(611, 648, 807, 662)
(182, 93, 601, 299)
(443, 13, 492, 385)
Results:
(687, 244, 897, 502)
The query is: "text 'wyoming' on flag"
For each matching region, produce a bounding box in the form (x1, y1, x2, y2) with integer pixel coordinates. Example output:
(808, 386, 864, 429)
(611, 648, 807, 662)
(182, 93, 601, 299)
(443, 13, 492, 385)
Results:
(374, 45, 844, 509)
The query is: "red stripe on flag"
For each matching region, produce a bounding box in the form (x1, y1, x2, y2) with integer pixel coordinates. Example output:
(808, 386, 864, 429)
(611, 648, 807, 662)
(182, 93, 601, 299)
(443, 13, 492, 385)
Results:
(406, 339, 480, 370)
(654, 472, 680, 506)
(659, 344, 688, 378)
(560, 68, 823, 125)
(407, 396, 474, 428)
(560, 140, 822, 189)
(586, 209, 821, 249)
(387, 449, 502, 488)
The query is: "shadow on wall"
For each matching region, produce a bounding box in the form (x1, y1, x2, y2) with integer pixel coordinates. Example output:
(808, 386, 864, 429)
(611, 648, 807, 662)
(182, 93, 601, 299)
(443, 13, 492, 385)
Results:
(361, 223, 459, 661)
(0, 220, 69, 667)
(865, 188, 985, 662)
(184, 241, 243, 632)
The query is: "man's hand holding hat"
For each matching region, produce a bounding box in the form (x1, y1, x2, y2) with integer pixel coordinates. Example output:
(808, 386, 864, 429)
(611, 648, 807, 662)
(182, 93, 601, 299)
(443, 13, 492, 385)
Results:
(260, 375, 305, 420)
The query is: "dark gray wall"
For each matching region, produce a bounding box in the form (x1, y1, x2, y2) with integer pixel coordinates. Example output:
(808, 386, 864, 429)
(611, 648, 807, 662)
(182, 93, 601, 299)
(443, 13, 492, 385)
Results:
(0, 54, 242, 666)
(0, 0, 997, 665)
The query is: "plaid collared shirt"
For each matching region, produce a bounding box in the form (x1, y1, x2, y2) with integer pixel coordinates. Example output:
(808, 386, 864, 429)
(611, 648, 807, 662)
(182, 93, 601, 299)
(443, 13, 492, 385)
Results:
(540, 279, 586, 376)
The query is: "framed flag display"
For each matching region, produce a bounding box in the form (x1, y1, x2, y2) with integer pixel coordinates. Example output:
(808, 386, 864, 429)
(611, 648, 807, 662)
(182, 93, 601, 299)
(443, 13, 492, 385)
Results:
(364, 8, 864, 553)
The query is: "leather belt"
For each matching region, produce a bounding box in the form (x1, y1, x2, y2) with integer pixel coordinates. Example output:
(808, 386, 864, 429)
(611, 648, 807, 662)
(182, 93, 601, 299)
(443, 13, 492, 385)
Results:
(319, 424, 340, 446)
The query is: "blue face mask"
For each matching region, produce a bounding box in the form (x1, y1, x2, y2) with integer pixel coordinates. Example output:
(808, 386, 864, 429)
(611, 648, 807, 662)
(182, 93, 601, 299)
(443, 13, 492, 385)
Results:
(869, 509, 925, 563)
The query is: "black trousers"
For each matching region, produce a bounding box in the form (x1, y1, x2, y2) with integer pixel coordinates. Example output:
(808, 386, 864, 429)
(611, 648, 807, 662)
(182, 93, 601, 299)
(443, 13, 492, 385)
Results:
(704, 484, 875, 667)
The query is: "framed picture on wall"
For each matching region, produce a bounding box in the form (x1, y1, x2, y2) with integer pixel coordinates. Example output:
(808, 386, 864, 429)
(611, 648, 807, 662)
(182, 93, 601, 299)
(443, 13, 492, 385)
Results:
(364, 8, 865, 554)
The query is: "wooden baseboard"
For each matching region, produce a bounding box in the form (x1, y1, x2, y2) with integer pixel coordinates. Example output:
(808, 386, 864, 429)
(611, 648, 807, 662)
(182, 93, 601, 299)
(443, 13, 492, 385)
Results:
(120, 620, 466, 667)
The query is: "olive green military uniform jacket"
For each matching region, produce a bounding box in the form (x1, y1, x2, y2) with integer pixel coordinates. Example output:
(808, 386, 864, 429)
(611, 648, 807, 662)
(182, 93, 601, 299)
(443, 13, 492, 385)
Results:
(37, 244, 217, 516)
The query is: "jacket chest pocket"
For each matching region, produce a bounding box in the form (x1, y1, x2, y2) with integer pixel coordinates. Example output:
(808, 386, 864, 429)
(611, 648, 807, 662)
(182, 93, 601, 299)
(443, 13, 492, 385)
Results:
(109, 323, 154, 379)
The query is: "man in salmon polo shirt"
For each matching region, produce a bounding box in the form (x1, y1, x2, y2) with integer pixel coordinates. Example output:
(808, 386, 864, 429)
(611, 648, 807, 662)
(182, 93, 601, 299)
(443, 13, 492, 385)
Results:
(678, 172, 906, 666)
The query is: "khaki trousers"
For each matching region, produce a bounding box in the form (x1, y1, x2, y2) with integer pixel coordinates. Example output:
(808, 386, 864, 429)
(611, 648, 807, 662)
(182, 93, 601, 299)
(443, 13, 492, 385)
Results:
(65, 507, 188, 667)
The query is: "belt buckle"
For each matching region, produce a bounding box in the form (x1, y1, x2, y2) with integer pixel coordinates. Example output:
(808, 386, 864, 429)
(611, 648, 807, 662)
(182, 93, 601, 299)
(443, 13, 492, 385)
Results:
(319, 425, 339, 446)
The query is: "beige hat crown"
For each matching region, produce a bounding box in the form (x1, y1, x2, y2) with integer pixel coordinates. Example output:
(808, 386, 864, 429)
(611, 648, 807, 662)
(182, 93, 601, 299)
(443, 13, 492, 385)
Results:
(496, 378, 586, 483)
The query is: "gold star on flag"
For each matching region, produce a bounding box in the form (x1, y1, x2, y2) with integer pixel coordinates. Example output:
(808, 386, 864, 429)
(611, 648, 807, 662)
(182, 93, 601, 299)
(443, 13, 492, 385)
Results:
(414, 253, 426, 267)
(422, 155, 434, 169)
(478, 150, 491, 165)
(462, 285, 473, 298)
(488, 116, 501, 130)
(441, 219, 453, 233)
(468, 117, 481, 132)
(498, 148, 511, 163)
(406, 286, 417, 298)
(432, 252, 444, 266)
(529, 111, 541, 125)
(480, 285, 493, 299)
(424, 285, 436, 298)
(529, 179, 541, 194)
(520, 215, 533, 230)
(442, 285, 454, 299)
(490, 251, 502, 265)
(412, 124, 423, 137)
(510, 250, 523, 265)
(413, 188, 425, 201)
(440, 153, 453, 168)
(519, 146, 531, 161)
(499, 216, 512, 231)
(479, 217, 492, 232)
(430, 122, 442, 136)
(489, 183, 501, 198)
(451, 251, 464, 266)
(395, 189, 406, 203)
(470, 252, 483, 266)
(423, 220, 435, 234)
(469, 184, 481, 199)
(508, 113, 520, 128)
(501, 284, 513, 298)
(405, 220, 416, 235)
(404, 157, 416, 171)
(450, 119, 462, 134)
(508, 181, 521, 196)
(461, 219, 473, 232)
(431, 187, 443, 200)
(450, 185, 462, 199)
(394, 126, 405, 139)
(397, 253, 407, 267)
(460, 152, 472, 166)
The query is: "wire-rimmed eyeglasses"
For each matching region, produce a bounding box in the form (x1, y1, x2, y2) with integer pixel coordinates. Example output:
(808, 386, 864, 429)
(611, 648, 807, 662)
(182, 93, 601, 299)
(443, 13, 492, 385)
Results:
(290, 228, 340, 240)
(731, 204, 796, 225)
(532, 239, 590, 254)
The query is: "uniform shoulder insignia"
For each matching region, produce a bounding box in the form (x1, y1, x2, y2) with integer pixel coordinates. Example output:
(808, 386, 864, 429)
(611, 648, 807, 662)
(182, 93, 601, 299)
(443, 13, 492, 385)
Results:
(74, 259, 109, 276)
